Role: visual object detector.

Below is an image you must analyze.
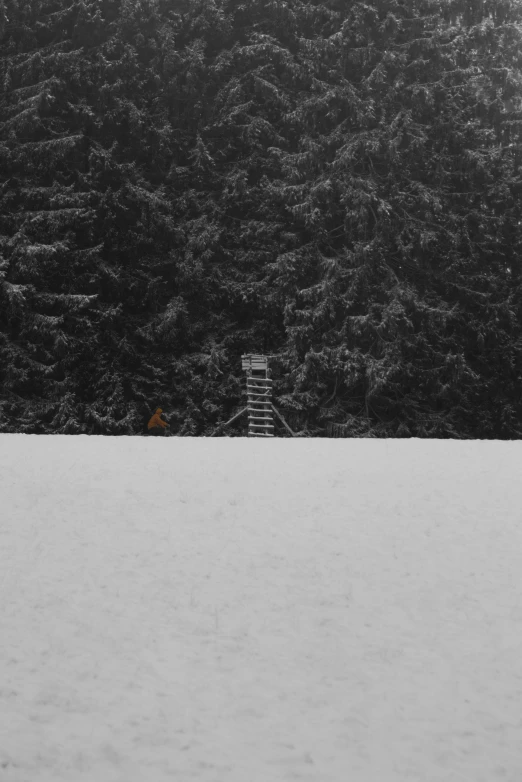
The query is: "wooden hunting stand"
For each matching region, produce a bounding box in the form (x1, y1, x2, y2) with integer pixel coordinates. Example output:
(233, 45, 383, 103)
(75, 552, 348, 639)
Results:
(210, 354, 297, 437)
(242, 354, 274, 437)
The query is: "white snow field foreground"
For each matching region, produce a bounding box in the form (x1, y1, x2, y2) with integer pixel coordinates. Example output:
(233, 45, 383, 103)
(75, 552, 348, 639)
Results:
(1, 436, 522, 782)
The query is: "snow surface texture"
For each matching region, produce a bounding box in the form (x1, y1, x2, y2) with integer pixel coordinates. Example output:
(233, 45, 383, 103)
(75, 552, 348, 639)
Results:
(1, 436, 522, 782)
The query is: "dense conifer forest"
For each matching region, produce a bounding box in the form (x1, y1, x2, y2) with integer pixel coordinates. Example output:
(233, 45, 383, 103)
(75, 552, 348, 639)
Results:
(0, 0, 521, 437)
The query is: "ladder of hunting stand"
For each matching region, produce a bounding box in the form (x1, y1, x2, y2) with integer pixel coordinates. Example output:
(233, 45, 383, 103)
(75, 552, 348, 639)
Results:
(242, 354, 274, 437)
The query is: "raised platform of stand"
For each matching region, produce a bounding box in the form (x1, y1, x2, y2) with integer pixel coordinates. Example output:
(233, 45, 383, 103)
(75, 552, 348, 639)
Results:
(242, 354, 268, 371)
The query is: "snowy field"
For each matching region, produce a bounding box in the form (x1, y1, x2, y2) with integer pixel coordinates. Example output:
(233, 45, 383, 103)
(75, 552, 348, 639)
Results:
(1, 435, 522, 782)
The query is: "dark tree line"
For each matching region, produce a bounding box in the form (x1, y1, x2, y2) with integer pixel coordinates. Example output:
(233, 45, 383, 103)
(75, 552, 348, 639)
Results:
(0, 0, 521, 437)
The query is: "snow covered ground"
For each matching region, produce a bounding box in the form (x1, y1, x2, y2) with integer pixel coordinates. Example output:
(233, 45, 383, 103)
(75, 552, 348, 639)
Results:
(1, 435, 522, 782)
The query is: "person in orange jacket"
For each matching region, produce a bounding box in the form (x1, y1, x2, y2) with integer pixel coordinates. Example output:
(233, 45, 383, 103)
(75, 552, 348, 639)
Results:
(147, 407, 169, 435)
